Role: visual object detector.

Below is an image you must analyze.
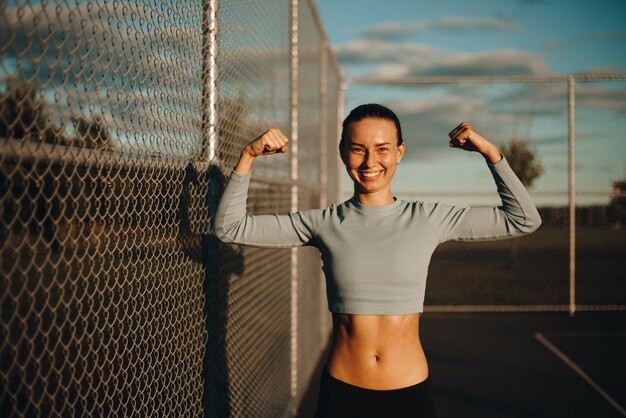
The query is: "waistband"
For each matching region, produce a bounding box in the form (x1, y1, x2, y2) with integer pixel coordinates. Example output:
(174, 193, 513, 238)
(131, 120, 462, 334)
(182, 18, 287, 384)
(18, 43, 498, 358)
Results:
(322, 365, 432, 392)
(317, 366, 436, 418)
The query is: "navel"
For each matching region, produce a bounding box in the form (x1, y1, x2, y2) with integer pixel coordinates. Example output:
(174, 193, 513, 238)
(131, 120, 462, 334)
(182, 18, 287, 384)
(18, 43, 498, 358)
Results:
(374, 354, 380, 362)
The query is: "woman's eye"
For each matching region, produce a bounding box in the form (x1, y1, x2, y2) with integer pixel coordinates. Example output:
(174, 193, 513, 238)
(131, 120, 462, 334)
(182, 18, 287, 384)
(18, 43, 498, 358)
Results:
(352, 148, 364, 154)
(379, 147, 388, 152)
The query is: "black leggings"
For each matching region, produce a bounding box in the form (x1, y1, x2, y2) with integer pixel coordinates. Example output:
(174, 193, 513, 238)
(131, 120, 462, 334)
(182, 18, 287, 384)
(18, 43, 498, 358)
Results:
(313, 366, 438, 418)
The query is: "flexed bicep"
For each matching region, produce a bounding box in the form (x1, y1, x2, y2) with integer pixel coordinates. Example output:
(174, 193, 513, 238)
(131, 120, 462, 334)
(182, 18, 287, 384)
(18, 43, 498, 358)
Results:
(424, 156, 541, 243)
(213, 168, 326, 248)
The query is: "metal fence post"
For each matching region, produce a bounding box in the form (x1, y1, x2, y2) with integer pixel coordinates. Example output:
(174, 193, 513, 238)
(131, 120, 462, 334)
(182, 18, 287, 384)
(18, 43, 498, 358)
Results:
(290, 0, 300, 407)
(568, 76, 576, 317)
(320, 42, 328, 209)
(319, 41, 329, 347)
(337, 82, 347, 201)
(202, 0, 219, 163)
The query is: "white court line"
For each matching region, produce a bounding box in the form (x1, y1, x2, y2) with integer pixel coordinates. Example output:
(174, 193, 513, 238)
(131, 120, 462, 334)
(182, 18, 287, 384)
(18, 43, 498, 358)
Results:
(539, 331, 626, 338)
(535, 332, 626, 417)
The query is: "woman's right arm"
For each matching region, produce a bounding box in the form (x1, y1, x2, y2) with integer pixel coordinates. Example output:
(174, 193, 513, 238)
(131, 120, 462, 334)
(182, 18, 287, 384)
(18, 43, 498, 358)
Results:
(213, 128, 324, 248)
(423, 122, 541, 242)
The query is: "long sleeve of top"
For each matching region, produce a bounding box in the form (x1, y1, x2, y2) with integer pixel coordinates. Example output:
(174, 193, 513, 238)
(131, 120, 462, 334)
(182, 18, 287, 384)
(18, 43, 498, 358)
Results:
(420, 155, 542, 243)
(213, 169, 327, 248)
(212, 155, 541, 315)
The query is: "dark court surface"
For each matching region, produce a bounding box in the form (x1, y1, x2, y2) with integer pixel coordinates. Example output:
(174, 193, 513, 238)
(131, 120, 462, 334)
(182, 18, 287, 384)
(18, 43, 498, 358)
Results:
(295, 311, 626, 418)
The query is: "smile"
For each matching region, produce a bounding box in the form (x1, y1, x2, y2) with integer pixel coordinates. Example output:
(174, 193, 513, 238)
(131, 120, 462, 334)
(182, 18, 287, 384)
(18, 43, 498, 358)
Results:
(359, 170, 383, 179)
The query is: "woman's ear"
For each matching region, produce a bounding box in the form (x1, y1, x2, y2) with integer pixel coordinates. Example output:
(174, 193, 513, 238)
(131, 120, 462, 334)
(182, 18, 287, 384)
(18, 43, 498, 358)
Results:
(339, 139, 347, 164)
(396, 142, 406, 163)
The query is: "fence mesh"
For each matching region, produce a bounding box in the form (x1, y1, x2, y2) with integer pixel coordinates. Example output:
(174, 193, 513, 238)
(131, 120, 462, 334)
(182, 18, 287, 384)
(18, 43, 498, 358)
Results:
(296, 0, 324, 405)
(345, 78, 626, 311)
(322, 49, 341, 342)
(1, 1, 341, 417)
(574, 81, 626, 307)
(215, 1, 293, 417)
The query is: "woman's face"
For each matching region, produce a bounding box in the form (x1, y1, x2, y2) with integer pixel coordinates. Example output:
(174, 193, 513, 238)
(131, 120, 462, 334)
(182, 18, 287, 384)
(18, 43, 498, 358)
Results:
(342, 117, 405, 196)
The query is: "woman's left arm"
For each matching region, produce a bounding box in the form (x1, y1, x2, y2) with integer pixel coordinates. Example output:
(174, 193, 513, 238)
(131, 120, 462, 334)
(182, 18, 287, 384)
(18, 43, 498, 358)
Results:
(424, 122, 542, 242)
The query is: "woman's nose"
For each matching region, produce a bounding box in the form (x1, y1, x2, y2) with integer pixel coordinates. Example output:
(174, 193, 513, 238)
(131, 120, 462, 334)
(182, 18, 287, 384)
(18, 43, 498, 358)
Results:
(363, 151, 377, 167)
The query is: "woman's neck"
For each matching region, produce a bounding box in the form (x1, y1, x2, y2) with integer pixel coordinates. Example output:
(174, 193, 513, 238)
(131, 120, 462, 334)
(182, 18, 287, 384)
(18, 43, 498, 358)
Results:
(353, 190, 396, 206)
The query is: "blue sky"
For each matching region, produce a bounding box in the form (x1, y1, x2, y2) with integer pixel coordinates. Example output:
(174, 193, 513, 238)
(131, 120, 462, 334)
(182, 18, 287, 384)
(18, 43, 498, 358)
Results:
(316, 0, 626, 206)
(1, 1, 623, 205)
(317, 0, 626, 76)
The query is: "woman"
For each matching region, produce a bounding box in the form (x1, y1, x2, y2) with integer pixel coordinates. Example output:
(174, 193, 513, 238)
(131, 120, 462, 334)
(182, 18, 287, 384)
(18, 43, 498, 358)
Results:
(213, 104, 541, 418)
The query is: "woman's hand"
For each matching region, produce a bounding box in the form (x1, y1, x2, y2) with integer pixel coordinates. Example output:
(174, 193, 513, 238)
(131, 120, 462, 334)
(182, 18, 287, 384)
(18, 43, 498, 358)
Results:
(234, 128, 290, 174)
(244, 127, 290, 157)
(448, 122, 502, 164)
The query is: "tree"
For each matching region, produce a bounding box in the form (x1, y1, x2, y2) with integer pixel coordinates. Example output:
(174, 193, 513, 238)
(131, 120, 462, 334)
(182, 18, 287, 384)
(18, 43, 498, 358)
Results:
(0, 80, 69, 146)
(1, 81, 115, 248)
(498, 139, 543, 188)
(608, 179, 626, 230)
(0, 80, 115, 151)
(73, 116, 114, 151)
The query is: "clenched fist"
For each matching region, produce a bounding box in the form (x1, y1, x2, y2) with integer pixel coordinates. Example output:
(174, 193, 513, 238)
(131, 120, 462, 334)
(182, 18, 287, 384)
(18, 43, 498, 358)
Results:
(244, 127, 290, 157)
(448, 122, 502, 164)
(234, 128, 290, 174)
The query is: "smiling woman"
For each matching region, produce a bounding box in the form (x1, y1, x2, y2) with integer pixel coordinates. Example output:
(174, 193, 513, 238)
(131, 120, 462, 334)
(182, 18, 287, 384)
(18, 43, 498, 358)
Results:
(213, 103, 541, 418)
(339, 106, 405, 206)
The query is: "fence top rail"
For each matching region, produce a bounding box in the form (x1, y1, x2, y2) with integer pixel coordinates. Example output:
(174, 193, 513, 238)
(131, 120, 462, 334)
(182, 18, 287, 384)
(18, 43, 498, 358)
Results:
(348, 74, 626, 84)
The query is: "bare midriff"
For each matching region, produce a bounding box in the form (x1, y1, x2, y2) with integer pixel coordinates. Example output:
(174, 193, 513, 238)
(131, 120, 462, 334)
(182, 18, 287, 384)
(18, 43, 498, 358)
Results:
(325, 312, 428, 390)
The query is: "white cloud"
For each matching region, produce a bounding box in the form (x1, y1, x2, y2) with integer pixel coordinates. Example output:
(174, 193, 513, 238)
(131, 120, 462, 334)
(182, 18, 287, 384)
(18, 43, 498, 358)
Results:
(335, 39, 439, 65)
(362, 22, 416, 41)
(576, 86, 626, 113)
(429, 16, 520, 32)
(417, 48, 550, 76)
(361, 16, 520, 41)
(493, 82, 626, 115)
(336, 39, 551, 77)
(367, 64, 412, 78)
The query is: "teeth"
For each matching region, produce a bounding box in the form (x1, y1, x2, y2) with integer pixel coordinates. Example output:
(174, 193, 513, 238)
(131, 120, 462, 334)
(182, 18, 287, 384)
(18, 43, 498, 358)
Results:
(361, 171, 381, 178)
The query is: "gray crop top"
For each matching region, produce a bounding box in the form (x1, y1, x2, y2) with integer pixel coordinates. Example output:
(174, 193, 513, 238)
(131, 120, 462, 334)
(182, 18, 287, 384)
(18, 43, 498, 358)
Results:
(213, 155, 541, 315)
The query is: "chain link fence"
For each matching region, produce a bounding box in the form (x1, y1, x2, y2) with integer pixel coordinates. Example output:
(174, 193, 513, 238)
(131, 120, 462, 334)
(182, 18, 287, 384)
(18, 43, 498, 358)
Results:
(346, 75, 626, 314)
(1, 0, 341, 416)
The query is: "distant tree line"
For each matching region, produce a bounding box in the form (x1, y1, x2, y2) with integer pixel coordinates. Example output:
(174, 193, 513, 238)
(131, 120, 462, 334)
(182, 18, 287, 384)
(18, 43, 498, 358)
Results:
(536, 205, 624, 228)
(496, 138, 626, 229)
(1, 81, 258, 251)
(0, 81, 151, 250)
(1, 80, 114, 150)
